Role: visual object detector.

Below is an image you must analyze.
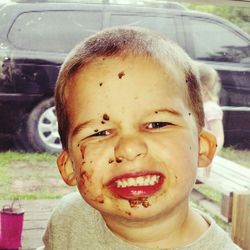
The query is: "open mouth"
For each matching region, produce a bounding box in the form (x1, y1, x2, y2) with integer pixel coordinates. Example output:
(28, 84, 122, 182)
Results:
(107, 172, 164, 199)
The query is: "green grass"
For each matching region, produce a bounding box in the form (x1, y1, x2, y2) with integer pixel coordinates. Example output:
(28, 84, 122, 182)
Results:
(0, 151, 56, 164)
(195, 184, 221, 204)
(2, 192, 65, 200)
(219, 147, 250, 169)
(0, 162, 9, 186)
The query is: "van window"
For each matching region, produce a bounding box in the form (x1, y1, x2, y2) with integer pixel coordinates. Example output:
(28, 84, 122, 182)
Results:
(189, 18, 250, 63)
(8, 11, 102, 53)
(110, 14, 177, 42)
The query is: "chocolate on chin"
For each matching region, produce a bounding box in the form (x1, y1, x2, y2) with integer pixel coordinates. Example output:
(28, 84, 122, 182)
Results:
(128, 197, 150, 208)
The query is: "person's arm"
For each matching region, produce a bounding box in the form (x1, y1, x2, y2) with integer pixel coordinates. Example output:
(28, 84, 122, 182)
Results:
(207, 119, 224, 153)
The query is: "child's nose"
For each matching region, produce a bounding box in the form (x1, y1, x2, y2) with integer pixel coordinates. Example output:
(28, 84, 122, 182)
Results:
(114, 135, 148, 162)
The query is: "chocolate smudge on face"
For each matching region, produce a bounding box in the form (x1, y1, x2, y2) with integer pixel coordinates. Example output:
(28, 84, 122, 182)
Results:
(99, 82, 103, 86)
(101, 121, 105, 124)
(142, 199, 150, 208)
(155, 111, 158, 114)
(125, 211, 131, 216)
(95, 195, 105, 204)
(108, 159, 114, 164)
(118, 71, 125, 79)
(94, 129, 99, 133)
(103, 113, 109, 121)
(81, 169, 93, 182)
(128, 197, 150, 208)
(128, 199, 138, 208)
(188, 112, 191, 116)
(80, 145, 86, 160)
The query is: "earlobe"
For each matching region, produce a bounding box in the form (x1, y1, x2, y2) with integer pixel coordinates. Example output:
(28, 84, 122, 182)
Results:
(57, 151, 76, 186)
(198, 129, 217, 168)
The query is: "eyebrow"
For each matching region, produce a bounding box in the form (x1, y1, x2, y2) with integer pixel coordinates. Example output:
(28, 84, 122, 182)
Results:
(154, 108, 181, 116)
(72, 121, 93, 137)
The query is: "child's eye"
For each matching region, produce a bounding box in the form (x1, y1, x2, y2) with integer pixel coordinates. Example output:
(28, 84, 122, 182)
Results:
(145, 122, 173, 129)
(90, 129, 112, 137)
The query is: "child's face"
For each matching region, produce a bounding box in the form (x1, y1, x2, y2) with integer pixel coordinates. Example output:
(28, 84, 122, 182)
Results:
(58, 55, 215, 220)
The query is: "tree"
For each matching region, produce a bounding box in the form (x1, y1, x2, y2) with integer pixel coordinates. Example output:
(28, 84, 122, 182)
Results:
(186, 4, 250, 34)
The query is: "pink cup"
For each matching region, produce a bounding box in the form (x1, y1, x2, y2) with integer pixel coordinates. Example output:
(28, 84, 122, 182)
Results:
(0, 202, 24, 250)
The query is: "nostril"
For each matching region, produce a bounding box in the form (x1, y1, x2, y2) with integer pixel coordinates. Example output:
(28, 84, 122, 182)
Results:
(115, 157, 123, 163)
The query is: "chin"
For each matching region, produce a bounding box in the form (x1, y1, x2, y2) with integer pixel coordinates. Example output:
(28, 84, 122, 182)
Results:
(118, 197, 169, 219)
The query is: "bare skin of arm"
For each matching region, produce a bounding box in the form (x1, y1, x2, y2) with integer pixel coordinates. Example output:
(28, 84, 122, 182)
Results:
(207, 119, 224, 153)
(204, 119, 224, 177)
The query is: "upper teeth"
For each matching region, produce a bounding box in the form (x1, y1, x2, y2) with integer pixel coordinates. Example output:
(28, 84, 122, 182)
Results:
(115, 175, 160, 188)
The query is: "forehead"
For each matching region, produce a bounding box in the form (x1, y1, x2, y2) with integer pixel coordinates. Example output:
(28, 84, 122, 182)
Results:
(67, 55, 189, 120)
(71, 54, 187, 92)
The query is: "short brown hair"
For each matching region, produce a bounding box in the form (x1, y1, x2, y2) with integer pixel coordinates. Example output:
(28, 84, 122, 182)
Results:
(55, 26, 204, 149)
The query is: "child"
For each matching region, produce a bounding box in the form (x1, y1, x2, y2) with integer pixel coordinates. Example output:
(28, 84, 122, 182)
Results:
(198, 62, 224, 152)
(197, 62, 224, 178)
(41, 27, 240, 249)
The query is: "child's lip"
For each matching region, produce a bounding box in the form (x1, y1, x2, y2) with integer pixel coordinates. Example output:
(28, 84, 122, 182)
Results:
(106, 171, 165, 199)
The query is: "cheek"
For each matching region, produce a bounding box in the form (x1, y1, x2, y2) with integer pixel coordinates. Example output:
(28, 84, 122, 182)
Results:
(78, 138, 118, 169)
(147, 132, 198, 174)
(148, 131, 198, 155)
(73, 144, 94, 191)
(75, 141, 113, 191)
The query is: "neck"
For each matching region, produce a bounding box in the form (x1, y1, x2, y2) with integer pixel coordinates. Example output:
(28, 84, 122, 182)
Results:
(101, 202, 209, 249)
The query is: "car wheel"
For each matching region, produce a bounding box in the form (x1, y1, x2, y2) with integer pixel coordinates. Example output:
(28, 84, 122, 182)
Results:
(25, 98, 62, 154)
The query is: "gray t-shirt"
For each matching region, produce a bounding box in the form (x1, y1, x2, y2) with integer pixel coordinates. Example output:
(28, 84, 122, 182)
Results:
(41, 192, 241, 250)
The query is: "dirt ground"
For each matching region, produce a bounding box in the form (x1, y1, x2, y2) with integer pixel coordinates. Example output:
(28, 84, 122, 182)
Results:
(1, 159, 74, 199)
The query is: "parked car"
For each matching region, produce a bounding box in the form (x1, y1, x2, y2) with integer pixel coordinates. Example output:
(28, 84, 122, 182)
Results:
(0, 1, 250, 153)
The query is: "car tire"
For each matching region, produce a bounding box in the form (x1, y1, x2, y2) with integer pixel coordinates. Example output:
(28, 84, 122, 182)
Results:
(24, 98, 62, 154)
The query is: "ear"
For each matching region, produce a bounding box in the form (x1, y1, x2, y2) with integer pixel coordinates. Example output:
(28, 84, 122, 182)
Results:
(198, 129, 217, 168)
(57, 151, 76, 186)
